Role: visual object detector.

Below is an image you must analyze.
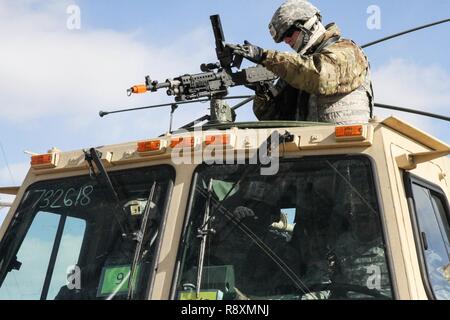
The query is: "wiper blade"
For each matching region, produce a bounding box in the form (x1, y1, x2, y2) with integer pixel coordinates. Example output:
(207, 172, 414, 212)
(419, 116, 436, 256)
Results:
(84, 148, 131, 237)
(193, 130, 294, 245)
(195, 178, 215, 297)
(127, 181, 157, 300)
(193, 184, 314, 297)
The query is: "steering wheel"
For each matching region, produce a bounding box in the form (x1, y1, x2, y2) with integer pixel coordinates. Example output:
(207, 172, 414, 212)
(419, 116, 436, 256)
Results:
(182, 283, 197, 292)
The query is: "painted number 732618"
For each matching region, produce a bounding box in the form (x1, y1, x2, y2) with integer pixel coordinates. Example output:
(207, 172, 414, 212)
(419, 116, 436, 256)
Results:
(31, 185, 94, 209)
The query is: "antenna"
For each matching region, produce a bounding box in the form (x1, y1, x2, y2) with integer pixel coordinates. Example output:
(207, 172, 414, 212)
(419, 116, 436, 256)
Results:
(374, 103, 449, 122)
(99, 96, 252, 117)
(362, 18, 450, 48)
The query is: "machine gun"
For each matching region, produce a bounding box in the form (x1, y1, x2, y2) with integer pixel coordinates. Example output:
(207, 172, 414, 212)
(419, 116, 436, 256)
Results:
(127, 14, 277, 123)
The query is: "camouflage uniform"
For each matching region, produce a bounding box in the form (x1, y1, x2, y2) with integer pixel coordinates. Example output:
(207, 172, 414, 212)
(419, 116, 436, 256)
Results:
(293, 178, 334, 299)
(209, 195, 302, 298)
(255, 5, 373, 124)
(331, 232, 392, 299)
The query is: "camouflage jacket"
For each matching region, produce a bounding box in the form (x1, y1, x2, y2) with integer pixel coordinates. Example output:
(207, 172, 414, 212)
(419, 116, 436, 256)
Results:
(254, 24, 373, 124)
(332, 233, 392, 299)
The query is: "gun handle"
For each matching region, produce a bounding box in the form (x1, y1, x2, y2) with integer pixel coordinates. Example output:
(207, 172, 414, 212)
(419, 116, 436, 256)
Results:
(233, 55, 244, 69)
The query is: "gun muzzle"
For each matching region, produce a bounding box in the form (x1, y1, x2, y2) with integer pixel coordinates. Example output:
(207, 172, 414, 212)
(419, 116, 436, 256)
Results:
(127, 84, 148, 96)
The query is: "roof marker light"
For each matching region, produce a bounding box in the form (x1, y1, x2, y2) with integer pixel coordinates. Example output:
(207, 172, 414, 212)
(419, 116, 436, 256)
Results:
(335, 125, 363, 137)
(205, 134, 230, 146)
(335, 125, 366, 141)
(137, 139, 166, 155)
(31, 153, 59, 169)
(170, 137, 195, 149)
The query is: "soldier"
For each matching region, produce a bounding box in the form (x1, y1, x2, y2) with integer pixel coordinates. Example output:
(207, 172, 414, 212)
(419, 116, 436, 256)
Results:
(209, 179, 302, 298)
(329, 202, 392, 299)
(227, 0, 373, 124)
(291, 178, 335, 300)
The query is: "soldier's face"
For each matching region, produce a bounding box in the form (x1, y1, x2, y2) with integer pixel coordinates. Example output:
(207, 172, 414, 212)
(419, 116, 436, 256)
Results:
(283, 30, 302, 49)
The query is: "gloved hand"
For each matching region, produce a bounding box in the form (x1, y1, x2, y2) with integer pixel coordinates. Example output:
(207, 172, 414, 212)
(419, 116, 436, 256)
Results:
(245, 82, 276, 99)
(226, 40, 266, 64)
(230, 206, 256, 223)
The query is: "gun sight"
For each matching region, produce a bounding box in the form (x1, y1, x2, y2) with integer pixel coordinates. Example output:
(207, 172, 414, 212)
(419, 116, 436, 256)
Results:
(200, 63, 220, 72)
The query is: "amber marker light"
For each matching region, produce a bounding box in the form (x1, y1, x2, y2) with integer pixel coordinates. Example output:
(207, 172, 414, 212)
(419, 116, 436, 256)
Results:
(137, 140, 161, 153)
(30, 153, 58, 169)
(335, 125, 363, 138)
(170, 137, 195, 148)
(205, 134, 230, 146)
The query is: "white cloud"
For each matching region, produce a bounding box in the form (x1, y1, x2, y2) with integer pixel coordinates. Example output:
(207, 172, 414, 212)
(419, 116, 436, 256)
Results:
(0, 1, 214, 125)
(372, 59, 450, 142)
(3, 2, 446, 147)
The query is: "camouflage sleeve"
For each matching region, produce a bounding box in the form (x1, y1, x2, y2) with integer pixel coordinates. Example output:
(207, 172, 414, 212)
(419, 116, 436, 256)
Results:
(262, 40, 368, 96)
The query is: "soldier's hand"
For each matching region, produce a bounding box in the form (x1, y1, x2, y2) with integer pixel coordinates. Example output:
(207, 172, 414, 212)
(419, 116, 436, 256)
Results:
(245, 82, 276, 99)
(244, 83, 264, 94)
(226, 40, 266, 64)
(230, 206, 256, 223)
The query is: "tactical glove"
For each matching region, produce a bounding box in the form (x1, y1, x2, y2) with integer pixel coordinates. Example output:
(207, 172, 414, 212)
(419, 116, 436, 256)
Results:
(231, 206, 256, 222)
(226, 40, 266, 64)
(245, 82, 277, 99)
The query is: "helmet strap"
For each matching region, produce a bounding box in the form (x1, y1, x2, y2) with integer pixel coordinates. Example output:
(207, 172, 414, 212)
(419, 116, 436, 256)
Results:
(299, 17, 327, 55)
(293, 15, 318, 52)
(292, 31, 306, 52)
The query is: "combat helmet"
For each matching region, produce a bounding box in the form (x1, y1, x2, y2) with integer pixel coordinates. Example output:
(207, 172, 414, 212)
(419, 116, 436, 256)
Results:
(269, 0, 321, 43)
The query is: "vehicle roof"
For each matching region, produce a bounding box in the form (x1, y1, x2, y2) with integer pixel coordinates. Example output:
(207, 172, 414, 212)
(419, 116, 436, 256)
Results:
(381, 116, 449, 151)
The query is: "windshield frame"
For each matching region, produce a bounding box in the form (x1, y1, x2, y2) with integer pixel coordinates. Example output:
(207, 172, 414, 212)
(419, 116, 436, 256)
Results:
(170, 154, 396, 300)
(0, 164, 175, 300)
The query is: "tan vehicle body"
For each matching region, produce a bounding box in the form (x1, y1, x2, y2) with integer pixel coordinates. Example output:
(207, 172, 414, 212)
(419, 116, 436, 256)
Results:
(1, 116, 449, 300)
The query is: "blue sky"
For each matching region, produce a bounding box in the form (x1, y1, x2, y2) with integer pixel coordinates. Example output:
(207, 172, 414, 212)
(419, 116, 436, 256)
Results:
(1, 0, 450, 221)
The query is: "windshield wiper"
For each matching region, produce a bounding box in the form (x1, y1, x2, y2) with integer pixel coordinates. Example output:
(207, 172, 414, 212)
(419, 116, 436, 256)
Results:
(195, 178, 215, 297)
(194, 185, 313, 298)
(84, 148, 131, 237)
(192, 130, 295, 256)
(127, 181, 157, 300)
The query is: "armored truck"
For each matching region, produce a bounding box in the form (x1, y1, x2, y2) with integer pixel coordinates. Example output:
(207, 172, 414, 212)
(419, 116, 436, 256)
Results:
(0, 117, 449, 300)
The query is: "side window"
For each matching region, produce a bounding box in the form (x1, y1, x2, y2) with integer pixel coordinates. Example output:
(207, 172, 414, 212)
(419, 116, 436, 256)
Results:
(430, 194, 450, 251)
(0, 212, 60, 299)
(47, 217, 86, 299)
(411, 182, 450, 300)
(0, 212, 86, 300)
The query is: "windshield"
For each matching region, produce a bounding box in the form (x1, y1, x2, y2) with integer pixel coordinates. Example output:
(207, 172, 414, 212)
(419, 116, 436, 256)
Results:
(176, 156, 393, 300)
(0, 165, 174, 300)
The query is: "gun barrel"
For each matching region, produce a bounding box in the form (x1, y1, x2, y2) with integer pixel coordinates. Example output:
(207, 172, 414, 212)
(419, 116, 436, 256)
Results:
(130, 85, 148, 94)
(127, 80, 171, 96)
(210, 14, 234, 69)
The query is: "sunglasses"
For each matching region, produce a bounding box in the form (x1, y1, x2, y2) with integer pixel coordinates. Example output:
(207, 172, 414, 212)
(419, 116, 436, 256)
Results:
(283, 27, 299, 39)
